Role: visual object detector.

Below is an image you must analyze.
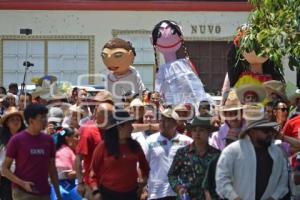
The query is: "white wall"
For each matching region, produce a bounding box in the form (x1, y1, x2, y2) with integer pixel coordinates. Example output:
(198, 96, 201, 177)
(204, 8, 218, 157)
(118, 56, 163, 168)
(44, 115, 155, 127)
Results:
(0, 10, 296, 84)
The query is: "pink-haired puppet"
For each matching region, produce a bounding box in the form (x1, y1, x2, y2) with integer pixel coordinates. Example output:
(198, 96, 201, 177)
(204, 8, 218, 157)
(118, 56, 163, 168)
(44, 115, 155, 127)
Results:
(152, 20, 207, 105)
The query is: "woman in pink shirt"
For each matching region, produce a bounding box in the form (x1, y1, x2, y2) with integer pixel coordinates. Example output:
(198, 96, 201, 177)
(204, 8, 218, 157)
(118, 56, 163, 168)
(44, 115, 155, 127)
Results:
(52, 128, 79, 200)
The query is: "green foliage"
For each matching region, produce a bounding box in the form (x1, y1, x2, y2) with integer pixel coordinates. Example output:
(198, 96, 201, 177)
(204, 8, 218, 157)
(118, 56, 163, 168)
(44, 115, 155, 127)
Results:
(238, 0, 300, 74)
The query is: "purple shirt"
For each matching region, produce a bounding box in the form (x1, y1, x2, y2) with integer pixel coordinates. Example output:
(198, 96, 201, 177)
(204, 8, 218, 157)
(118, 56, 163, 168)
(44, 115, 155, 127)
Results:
(209, 122, 246, 151)
(6, 130, 55, 195)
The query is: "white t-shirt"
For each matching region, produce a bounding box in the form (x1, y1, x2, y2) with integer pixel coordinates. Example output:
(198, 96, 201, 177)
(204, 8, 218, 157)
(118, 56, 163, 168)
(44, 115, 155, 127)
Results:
(107, 66, 145, 105)
(145, 132, 193, 199)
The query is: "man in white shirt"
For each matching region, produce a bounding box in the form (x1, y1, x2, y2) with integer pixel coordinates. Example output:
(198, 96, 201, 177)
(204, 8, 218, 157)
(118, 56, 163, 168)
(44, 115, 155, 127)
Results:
(216, 118, 289, 200)
(145, 108, 193, 200)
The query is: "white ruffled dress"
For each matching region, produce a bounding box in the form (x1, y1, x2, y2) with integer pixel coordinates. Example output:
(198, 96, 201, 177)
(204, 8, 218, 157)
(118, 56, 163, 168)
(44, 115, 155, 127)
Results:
(155, 58, 206, 105)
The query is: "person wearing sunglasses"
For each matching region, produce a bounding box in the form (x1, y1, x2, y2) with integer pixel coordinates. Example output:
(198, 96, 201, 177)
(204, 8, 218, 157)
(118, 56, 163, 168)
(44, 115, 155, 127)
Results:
(216, 118, 289, 200)
(273, 100, 289, 132)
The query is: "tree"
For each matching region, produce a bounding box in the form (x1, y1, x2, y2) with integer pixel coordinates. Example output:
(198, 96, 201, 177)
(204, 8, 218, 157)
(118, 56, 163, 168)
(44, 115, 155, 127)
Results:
(238, 0, 300, 74)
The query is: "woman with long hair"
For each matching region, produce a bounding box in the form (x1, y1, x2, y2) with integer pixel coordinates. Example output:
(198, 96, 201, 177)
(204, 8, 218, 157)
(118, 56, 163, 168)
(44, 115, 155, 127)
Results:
(0, 107, 26, 200)
(91, 110, 149, 200)
(222, 24, 285, 99)
(151, 20, 206, 105)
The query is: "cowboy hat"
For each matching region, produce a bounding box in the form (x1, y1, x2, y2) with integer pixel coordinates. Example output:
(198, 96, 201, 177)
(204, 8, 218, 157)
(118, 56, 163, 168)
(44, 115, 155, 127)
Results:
(130, 98, 144, 108)
(187, 116, 217, 132)
(236, 84, 266, 103)
(1, 107, 23, 125)
(219, 89, 244, 112)
(36, 75, 57, 87)
(161, 108, 179, 121)
(240, 117, 279, 137)
(91, 90, 114, 104)
(262, 80, 287, 102)
(105, 109, 135, 130)
(31, 78, 52, 99)
(69, 104, 85, 115)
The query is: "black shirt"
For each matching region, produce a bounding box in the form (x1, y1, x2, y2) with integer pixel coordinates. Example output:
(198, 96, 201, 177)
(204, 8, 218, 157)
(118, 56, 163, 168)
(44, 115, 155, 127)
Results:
(255, 147, 273, 200)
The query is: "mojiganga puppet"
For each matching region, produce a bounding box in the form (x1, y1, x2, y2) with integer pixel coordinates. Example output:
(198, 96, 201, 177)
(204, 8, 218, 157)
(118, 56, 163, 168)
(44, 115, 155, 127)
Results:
(102, 38, 145, 105)
(152, 20, 207, 106)
(222, 24, 285, 96)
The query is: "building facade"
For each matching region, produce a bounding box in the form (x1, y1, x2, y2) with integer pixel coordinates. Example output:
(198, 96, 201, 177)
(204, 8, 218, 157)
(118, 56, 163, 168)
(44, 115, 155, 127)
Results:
(0, 0, 296, 93)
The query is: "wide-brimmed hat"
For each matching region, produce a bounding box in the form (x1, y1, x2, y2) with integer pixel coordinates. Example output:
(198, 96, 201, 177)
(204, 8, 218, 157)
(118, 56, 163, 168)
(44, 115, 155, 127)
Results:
(219, 89, 244, 112)
(130, 98, 144, 108)
(263, 80, 287, 102)
(187, 116, 217, 132)
(236, 84, 266, 103)
(91, 91, 114, 104)
(174, 104, 192, 112)
(69, 104, 85, 115)
(37, 75, 57, 87)
(31, 78, 52, 99)
(241, 118, 279, 137)
(1, 107, 23, 125)
(243, 104, 265, 121)
(161, 108, 180, 121)
(106, 110, 135, 130)
(290, 89, 300, 106)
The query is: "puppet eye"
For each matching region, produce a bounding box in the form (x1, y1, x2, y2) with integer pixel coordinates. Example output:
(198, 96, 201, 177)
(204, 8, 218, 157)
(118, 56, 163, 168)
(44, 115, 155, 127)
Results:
(157, 32, 162, 38)
(114, 52, 124, 58)
(101, 53, 108, 58)
(171, 29, 176, 35)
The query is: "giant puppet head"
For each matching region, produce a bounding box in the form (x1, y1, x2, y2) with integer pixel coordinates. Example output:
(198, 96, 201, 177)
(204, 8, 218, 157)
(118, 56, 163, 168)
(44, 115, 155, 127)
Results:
(151, 20, 185, 58)
(227, 24, 285, 87)
(233, 24, 268, 65)
(101, 38, 136, 76)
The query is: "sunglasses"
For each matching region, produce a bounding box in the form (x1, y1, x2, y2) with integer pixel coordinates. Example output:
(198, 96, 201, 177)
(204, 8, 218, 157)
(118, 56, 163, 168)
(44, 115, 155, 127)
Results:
(276, 108, 288, 112)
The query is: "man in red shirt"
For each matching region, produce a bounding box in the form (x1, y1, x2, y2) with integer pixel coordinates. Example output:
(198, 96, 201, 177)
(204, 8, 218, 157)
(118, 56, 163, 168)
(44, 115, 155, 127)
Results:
(283, 114, 300, 139)
(76, 102, 114, 199)
(283, 114, 300, 167)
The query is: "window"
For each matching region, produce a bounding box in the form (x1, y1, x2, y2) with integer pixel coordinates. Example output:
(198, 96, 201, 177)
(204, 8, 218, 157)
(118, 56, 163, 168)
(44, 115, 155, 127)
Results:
(0, 35, 94, 87)
(177, 41, 231, 95)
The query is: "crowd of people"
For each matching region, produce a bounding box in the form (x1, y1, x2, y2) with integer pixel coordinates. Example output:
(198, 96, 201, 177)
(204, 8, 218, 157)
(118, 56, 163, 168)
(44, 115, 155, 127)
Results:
(0, 78, 299, 200)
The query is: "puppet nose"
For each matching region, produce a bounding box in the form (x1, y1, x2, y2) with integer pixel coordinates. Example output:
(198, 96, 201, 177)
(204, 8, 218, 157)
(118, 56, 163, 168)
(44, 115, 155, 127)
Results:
(160, 28, 172, 38)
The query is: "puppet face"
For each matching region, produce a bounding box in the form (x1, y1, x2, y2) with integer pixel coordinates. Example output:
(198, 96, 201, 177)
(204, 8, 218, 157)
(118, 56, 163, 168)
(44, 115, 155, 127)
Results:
(154, 22, 182, 54)
(243, 51, 268, 64)
(101, 48, 134, 75)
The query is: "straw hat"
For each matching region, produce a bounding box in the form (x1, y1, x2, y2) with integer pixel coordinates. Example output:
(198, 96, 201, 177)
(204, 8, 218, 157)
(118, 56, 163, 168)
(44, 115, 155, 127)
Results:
(69, 104, 85, 115)
(91, 91, 114, 104)
(219, 89, 244, 112)
(243, 104, 265, 121)
(130, 98, 144, 108)
(174, 104, 190, 112)
(262, 80, 287, 101)
(161, 108, 179, 121)
(1, 107, 23, 125)
(236, 84, 266, 103)
(31, 79, 51, 99)
(36, 75, 57, 87)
